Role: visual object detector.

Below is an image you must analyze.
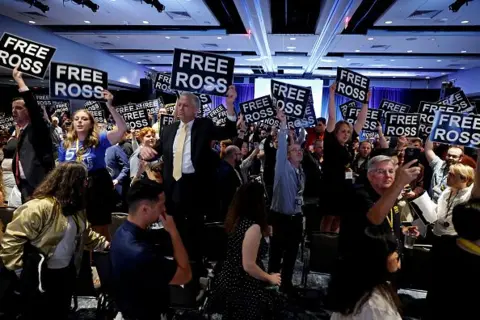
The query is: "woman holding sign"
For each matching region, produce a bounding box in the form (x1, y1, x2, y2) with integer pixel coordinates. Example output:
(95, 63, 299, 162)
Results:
(58, 90, 127, 240)
(320, 82, 370, 233)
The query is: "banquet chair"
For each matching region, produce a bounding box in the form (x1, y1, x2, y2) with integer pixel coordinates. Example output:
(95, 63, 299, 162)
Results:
(302, 231, 339, 287)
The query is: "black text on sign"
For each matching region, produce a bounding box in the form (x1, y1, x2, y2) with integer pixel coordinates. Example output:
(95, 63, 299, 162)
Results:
(50, 62, 108, 101)
(335, 68, 370, 103)
(431, 111, 480, 148)
(240, 95, 274, 124)
(384, 113, 419, 137)
(0, 33, 56, 79)
(171, 49, 235, 96)
(271, 80, 310, 119)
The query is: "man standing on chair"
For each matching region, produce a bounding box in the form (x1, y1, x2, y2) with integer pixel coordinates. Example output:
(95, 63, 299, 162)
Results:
(268, 108, 305, 295)
(140, 86, 238, 274)
(11, 66, 54, 203)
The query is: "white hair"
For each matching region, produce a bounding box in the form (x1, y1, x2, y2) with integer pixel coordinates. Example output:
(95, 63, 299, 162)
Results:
(368, 155, 394, 172)
(179, 92, 200, 110)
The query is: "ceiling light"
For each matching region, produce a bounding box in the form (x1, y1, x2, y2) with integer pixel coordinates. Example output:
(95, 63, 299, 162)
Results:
(28, 20, 36, 24)
(290, 37, 296, 40)
(461, 20, 469, 24)
(119, 55, 124, 58)
(390, 59, 395, 61)
(426, 76, 430, 79)
(346, 58, 351, 61)
(165, 36, 171, 39)
(355, 49, 361, 52)
(84, 20, 91, 24)
(385, 20, 393, 24)
(418, 67, 423, 69)
(407, 50, 413, 53)
(367, 37, 374, 40)
(437, 59, 442, 62)
(137, 62, 141, 64)
(441, 18, 448, 22)
(157, 55, 161, 58)
(286, 46, 296, 49)
(461, 50, 467, 53)
(217, 37, 222, 40)
(288, 49, 294, 52)
(430, 38, 436, 41)
(227, 48, 232, 51)
(321, 59, 336, 63)
(460, 67, 465, 69)
(143, 20, 149, 24)
(288, 57, 294, 60)
(441, 72, 446, 75)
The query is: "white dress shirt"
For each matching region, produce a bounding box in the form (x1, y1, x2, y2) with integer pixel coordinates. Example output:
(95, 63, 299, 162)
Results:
(173, 115, 236, 174)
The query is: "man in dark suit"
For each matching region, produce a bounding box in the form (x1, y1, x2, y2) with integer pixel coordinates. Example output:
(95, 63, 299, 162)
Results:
(11, 66, 55, 203)
(140, 86, 237, 266)
(215, 145, 243, 221)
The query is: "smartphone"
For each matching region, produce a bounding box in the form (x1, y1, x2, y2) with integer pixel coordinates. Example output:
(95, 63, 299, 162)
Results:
(404, 147, 421, 166)
(254, 142, 259, 149)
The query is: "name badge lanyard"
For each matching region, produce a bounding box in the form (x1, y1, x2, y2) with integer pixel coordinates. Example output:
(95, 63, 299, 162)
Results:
(75, 140, 82, 163)
(386, 208, 394, 231)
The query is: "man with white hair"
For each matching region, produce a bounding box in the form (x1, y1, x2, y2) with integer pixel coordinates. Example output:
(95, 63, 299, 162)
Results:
(339, 155, 421, 256)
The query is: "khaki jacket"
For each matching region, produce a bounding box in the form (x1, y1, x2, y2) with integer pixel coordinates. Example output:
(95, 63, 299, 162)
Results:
(0, 197, 107, 272)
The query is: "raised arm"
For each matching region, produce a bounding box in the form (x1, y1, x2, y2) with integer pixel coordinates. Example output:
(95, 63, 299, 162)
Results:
(377, 121, 389, 149)
(275, 109, 288, 175)
(326, 83, 337, 133)
(424, 138, 438, 164)
(104, 90, 128, 145)
(211, 85, 238, 141)
(353, 90, 370, 135)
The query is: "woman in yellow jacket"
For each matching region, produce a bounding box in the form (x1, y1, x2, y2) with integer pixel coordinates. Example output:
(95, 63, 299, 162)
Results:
(0, 162, 109, 320)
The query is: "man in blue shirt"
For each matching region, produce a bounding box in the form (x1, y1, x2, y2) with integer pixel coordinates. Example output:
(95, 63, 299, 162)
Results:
(268, 109, 305, 294)
(110, 180, 192, 319)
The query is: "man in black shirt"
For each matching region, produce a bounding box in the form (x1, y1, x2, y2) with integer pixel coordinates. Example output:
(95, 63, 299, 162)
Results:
(110, 180, 192, 319)
(340, 155, 421, 256)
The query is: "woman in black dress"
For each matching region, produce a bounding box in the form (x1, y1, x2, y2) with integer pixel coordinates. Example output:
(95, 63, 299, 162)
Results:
(207, 182, 283, 319)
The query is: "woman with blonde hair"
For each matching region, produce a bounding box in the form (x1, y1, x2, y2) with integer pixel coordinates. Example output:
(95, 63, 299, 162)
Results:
(58, 90, 127, 239)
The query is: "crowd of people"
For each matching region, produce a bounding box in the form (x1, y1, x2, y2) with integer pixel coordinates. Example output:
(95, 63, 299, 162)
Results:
(0, 67, 478, 320)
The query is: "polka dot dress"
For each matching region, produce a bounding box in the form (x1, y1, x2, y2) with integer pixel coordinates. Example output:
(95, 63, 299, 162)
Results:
(208, 218, 277, 319)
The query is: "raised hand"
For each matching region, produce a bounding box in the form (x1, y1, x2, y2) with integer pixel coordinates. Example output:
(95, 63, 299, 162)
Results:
(276, 108, 286, 125)
(396, 160, 421, 186)
(329, 82, 337, 94)
(226, 85, 237, 105)
(12, 65, 26, 88)
(103, 90, 114, 104)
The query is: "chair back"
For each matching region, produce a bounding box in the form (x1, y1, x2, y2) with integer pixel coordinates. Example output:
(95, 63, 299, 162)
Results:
(109, 213, 128, 237)
(309, 232, 339, 274)
(0, 207, 16, 230)
(93, 251, 112, 293)
(203, 222, 227, 262)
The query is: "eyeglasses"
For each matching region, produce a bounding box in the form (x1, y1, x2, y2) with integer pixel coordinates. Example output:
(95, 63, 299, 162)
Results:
(372, 168, 395, 175)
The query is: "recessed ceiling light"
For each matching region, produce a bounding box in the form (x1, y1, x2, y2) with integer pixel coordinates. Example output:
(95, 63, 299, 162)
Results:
(461, 50, 467, 53)
(157, 55, 161, 58)
(143, 20, 149, 24)
(165, 36, 171, 39)
(288, 57, 294, 60)
(346, 58, 351, 61)
(441, 18, 448, 22)
(430, 38, 436, 41)
(84, 20, 91, 24)
(426, 76, 430, 79)
(227, 48, 232, 51)
(119, 55, 124, 58)
(385, 20, 393, 24)
(137, 62, 141, 64)
(418, 66, 423, 69)
(407, 50, 413, 53)
(355, 49, 361, 52)
(390, 59, 395, 61)
(437, 59, 442, 62)
(286, 46, 296, 49)
(288, 49, 294, 52)
(367, 37, 374, 40)
(441, 72, 446, 75)
(217, 37, 222, 40)
(460, 67, 465, 69)
(461, 20, 469, 24)
(290, 37, 296, 40)
(28, 20, 35, 24)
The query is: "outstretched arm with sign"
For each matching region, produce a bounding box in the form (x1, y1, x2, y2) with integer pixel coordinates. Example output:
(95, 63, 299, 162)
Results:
(326, 83, 337, 133)
(104, 90, 128, 145)
(210, 85, 238, 141)
(353, 91, 370, 135)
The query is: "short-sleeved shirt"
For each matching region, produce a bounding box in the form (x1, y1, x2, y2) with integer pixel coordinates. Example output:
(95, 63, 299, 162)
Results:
(110, 220, 177, 319)
(340, 183, 401, 256)
(58, 132, 111, 172)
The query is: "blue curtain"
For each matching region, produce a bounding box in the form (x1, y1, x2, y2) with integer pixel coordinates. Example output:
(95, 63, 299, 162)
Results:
(209, 84, 255, 113)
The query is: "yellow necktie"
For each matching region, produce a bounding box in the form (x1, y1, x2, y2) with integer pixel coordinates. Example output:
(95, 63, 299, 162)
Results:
(173, 124, 188, 181)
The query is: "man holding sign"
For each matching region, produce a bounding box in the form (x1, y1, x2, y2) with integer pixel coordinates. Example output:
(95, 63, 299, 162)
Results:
(140, 86, 238, 292)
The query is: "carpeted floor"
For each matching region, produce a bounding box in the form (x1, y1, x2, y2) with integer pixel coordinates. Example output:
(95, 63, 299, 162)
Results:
(70, 249, 427, 320)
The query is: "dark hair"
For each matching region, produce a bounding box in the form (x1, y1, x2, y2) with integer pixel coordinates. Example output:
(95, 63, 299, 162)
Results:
(127, 179, 164, 213)
(452, 199, 480, 241)
(317, 117, 326, 125)
(33, 162, 88, 215)
(224, 182, 268, 235)
(11, 97, 24, 103)
(327, 227, 401, 316)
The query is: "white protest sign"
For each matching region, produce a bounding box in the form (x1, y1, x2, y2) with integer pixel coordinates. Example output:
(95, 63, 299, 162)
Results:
(0, 33, 56, 79)
(50, 62, 108, 101)
(207, 105, 228, 126)
(117, 103, 150, 130)
(437, 90, 474, 114)
(170, 49, 235, 96)
(85, 101, 106, 123)
(335, 68, 370, 103)
(344, 106, 380, 132)
(339, 100, 357, 119)
(0, 115, 14, 130)
(379, 99, 411, 113)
